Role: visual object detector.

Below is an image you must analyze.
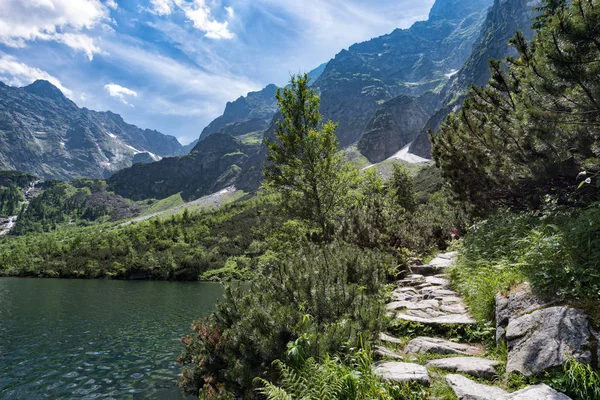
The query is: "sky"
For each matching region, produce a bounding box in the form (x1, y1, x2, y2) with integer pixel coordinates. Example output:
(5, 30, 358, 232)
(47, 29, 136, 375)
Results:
(0, 0, 435, 145)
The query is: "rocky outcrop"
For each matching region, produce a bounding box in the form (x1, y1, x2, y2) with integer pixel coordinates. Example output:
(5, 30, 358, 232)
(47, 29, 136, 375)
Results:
(496, 285, 599, 377)
(357, 95, 430, 163)
(0, 80, 185, 180)
(410, 0, 541, 158)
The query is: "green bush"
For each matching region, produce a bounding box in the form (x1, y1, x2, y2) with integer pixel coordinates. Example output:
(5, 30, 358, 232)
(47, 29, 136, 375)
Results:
(256, 349, 426, 400)
(451, 204, 600, 322)
(178, 242, 395, 399)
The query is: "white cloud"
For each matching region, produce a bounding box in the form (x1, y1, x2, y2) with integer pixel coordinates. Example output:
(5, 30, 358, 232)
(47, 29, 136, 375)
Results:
(0, 0, 110, 59)
(149, 0, 174, 15)
(105, 0, 118, 10)
(104, 83, 138, 105)
(0, 54, 73, 98)
(150, 0, 234, 39)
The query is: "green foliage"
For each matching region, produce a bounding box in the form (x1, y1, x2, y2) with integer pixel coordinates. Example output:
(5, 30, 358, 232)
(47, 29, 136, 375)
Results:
(432, 0, 600, 212)
(12, 180, 140, 235)
(451, 205, 600, 322)
(341, 169, 464, 256)
(0, 196, 278, 280)
(256, 349, 425, 400)
(0, 185, 23, 217)
(178, 242, 394, 398)
(542, 358, 600, 400)
(265, 73, 357, 240)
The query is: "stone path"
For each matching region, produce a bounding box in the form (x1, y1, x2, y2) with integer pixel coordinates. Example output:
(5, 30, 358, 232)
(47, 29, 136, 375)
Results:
(372, 252, 574, 399)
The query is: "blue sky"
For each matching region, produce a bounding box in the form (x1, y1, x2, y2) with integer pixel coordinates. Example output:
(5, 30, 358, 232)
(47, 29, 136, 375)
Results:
(0, 0, 435, 144)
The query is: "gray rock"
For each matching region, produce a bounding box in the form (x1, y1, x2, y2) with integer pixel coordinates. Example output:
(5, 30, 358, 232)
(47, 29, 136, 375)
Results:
(404, 337, 481, 356)
(426, 356, 500, 378)
(438, 252, 458, 260)
(441, 296, 464, 304)
(495, 284, 552, 345)
(387, 299, 439, 311)
(429, 256, 454, 268)
(373, 345, 403, 361)
(441, 303, 468, 314)
(379, 332, 404, 345)
(373, 362, 430, 385)
(506, 306, 596, 376)
(397, 313, 475, 325)
(445, 374, 508, 400)
(409, 264, 446, 276)
(425, 276, 451, 286)
(502, 384, 572, 399)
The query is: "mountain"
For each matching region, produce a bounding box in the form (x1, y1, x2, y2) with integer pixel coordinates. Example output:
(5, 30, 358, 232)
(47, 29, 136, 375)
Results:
(315, 0, 492, 148)
(106, 0, 540, 202)
(0, 80, 186, 180)
(409, 0, 540, 158)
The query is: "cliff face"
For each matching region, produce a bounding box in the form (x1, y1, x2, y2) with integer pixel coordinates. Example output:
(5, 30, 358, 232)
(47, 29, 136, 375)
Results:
(410, 0, 541, 158)
(0, 80, 185, 180)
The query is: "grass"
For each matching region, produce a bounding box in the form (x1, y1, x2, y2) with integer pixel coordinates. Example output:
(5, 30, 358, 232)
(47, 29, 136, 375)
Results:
(139, 192, 185, 216)
(238, 131, 264, 145)
(449, 206, 600, 323)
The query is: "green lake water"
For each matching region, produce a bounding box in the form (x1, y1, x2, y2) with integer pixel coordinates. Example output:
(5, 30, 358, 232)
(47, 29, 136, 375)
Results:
(0, 278, 223, 399)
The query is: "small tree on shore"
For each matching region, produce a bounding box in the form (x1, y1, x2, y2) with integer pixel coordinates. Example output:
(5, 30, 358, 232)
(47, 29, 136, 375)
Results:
(264, 73, 356, 240)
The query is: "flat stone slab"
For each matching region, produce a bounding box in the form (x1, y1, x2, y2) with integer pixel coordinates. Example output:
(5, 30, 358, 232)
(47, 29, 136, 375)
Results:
(425, 276, 451, 286)
(404, 337, 481, 356)
(502, 384, 572, 399)
(373, 362, 430, 385)
(397, 313, 476, 325)
(426, 357, 500, 378)
(373, 345, 403, 361)
(445, 374, 508, 400)
(386, 299, 439, 311)
(441, 303, 468, 314)
(391, 291, 419, 301)
(437, 252, 458, 260)
(379, 332, 403, 345)
(409, 264, 446, 276)
(441, 296, 464, 304)
(429, 256, 454, 268)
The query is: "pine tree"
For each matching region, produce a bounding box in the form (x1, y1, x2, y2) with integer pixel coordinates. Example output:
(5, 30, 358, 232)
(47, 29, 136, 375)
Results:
(264, 73, 356, 240)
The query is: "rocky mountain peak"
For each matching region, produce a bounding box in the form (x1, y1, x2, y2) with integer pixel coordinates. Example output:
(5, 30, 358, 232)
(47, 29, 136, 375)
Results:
(23, 80, 67, 101)
(428, 0, 492, 21)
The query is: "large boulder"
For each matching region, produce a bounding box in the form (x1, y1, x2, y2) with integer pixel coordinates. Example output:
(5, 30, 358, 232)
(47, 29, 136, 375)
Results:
(505, 306, 598, 376)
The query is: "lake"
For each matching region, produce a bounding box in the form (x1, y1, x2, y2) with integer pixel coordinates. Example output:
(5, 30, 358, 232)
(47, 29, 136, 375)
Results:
(0, 278, 223, 399)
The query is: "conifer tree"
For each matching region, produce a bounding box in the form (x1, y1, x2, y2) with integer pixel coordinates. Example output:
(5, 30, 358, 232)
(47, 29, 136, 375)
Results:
(264, 73, 356, 240)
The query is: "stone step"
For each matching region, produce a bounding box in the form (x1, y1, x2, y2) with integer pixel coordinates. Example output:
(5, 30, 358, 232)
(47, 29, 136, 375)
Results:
(373, 361, 430, 385)
(445, 375, 572, 400)
(445, 374, 508, 400)
(379, 332, 404, 345)
(404, 337, 482, 356)
(396, 312, 476, 325)
(426, 356, 500, 378)
(386, 299, 439, 311)
(373, 345, 403, 361)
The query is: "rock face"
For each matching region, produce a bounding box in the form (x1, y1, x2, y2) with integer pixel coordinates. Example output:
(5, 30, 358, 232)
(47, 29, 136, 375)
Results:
(445, 374, 508, 400)
(496, 285, 599, 377)
(372, 362, 430, 385)
(108, 132, 261, 201)
(505, 306, 598, 376)
(357, 95, 430, 162)
(197, 84, 279, 142)
(426, 356, 500, 378)
(0, 80, 185, 180)
(411, 0, 541, 158)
